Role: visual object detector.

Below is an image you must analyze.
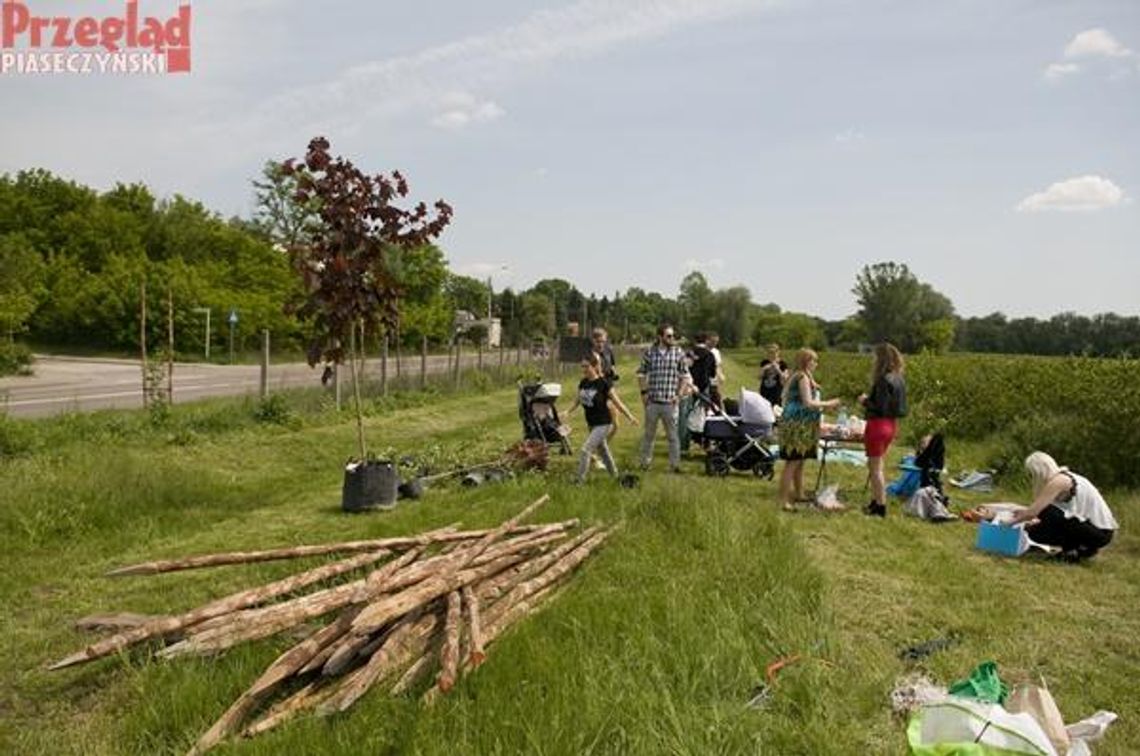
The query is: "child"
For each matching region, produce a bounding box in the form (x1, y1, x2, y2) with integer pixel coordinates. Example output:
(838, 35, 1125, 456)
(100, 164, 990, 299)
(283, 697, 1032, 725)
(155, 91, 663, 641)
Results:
(567, 352, 639, 483)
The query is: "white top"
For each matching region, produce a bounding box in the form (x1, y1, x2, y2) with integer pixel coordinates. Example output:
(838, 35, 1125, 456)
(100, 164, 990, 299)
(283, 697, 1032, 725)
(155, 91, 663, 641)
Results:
(709, 347, 723, 385)
(1056, 472, 1118, 531)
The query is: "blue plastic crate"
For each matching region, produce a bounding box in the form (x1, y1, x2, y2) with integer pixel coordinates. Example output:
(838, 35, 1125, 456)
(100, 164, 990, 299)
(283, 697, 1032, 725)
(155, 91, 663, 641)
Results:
(975, 521, 1029, 557)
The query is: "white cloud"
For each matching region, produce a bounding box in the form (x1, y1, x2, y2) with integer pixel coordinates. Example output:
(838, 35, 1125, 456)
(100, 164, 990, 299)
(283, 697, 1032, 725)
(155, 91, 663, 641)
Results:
(1044, 28, 1135, 81)
(834, 128, 865, 144)
(258, 0, 786, 134)
(430, 93, 506, 130)
(1015, 175, 1126, 213)
(682, 258, 726, 273)
(1043, 62, 1080, 80)
(1064, 28, 1133, 59)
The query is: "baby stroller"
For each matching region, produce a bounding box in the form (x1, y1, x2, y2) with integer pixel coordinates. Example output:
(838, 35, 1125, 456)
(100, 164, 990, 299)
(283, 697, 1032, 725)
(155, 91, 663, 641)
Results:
(698, 389, 777, 479)
(887, 433, 946, 498)
(518, 382, 571, 455)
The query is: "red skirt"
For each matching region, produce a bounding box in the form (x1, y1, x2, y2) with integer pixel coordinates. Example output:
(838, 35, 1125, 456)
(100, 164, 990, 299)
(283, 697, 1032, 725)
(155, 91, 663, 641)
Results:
(863, 417, 898, 458)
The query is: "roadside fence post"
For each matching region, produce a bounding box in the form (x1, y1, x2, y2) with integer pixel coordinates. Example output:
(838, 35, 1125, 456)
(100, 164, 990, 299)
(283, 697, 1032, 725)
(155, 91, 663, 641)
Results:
(260, 329, 269, 399)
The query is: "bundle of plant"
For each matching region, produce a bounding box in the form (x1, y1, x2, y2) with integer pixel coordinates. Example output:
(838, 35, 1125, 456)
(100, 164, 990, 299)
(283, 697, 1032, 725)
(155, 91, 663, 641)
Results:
(501, 439, 550, 472)
(45, 496, 610, 754)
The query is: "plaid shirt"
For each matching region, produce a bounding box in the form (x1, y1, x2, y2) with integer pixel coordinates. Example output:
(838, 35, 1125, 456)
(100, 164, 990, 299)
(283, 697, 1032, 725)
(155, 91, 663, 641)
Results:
(637, 344, 690, 402)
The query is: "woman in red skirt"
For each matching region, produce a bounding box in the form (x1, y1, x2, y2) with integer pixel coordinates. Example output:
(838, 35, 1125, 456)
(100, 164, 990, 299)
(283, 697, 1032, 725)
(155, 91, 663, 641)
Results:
(859, 343, 907, 517)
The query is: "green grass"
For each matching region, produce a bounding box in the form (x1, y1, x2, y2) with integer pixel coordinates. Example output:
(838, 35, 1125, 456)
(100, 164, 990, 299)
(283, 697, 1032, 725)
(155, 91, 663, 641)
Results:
(1, 354, 1137, 754)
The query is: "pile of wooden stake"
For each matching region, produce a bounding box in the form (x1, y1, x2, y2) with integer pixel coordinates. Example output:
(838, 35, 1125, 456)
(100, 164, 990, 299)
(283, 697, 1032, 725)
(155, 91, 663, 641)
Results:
(48, 495, 609, 754)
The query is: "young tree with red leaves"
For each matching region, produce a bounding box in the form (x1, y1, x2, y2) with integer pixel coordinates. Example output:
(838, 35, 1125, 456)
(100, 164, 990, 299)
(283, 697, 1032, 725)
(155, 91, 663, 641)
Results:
(283, 137, 452, 458)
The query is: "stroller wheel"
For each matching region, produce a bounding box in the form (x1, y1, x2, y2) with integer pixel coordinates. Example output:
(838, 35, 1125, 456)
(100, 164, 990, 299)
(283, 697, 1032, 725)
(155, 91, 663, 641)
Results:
(705, 454, 730, 477)
(753, 460, 775, 480)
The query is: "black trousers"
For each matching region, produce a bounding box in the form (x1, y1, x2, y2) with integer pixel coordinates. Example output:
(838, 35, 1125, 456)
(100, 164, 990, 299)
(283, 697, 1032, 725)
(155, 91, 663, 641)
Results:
(1026, 505, 1114, 557)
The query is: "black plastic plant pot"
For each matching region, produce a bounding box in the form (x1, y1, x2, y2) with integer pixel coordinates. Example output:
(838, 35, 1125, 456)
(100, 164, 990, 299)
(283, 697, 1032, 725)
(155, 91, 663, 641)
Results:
(342, 459, 398, 512)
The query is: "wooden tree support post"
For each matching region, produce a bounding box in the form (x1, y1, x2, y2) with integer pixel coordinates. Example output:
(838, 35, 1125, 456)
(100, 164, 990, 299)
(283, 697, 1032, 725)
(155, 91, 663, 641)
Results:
(260, 330, 270, 399)
(453, 342, 461, 389)
(381, 335, 389, 396)
(420, 335, 427, 390)
(166, 287, 174, 404)
(140, 279, 148, 408)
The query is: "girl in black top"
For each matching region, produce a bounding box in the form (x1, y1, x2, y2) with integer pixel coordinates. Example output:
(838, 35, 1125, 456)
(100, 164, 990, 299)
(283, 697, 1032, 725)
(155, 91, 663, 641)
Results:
(758, 343, 788, 407)
(567, 352, 638, 483)
(859, 343, 907, 517)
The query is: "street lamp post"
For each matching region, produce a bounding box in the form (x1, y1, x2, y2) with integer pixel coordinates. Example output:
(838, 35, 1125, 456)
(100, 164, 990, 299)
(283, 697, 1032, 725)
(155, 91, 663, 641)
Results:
(192, 307, 211, 360)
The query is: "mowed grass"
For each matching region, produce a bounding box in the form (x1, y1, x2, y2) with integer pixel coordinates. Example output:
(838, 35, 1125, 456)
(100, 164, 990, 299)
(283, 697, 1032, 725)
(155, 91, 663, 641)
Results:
(1, 354, 1137, 755)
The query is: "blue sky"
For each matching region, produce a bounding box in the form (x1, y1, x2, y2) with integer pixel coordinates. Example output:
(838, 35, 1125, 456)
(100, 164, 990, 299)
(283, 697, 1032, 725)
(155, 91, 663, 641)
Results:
(3, 0, 1137, 319)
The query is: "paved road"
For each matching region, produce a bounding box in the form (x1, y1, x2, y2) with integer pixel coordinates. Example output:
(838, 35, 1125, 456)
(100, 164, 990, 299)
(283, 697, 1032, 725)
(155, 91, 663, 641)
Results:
(0, 353, 518, 419)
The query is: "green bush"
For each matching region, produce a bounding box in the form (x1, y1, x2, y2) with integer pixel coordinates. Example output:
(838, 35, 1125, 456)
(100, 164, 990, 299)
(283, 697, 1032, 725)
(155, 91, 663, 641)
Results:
(252, 393, 300, 427)
(0, 341, 33, 375)
(740, 350, 1140, 488)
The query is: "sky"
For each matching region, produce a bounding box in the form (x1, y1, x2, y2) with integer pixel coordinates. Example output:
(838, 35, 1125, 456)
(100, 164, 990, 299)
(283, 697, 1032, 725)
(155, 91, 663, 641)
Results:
(2, 0, 1138, 320)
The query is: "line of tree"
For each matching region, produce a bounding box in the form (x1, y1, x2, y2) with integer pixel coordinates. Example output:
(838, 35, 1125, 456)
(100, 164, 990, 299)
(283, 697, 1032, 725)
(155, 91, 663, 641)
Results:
(2, 168, 1136, 361)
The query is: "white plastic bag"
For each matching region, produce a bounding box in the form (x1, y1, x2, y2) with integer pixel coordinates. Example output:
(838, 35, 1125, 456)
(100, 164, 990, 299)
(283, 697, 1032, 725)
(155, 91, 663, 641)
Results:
(686, 403, 706, 433)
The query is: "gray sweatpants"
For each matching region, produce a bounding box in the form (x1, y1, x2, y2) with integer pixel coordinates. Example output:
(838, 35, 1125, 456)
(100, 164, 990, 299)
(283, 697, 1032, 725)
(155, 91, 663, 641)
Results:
(577, 424, 617, 482)
(640, 401, 679, 470)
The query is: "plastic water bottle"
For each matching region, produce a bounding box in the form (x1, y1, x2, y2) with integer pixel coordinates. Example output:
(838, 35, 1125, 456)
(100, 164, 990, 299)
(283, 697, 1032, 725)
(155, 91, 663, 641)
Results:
(836, 408, 848, 437)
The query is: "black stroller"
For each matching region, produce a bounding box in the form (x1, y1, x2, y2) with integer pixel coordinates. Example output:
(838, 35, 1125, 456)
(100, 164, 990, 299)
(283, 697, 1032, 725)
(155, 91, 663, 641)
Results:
(696, 393, 777, 479)
(518, 382, 571, 455)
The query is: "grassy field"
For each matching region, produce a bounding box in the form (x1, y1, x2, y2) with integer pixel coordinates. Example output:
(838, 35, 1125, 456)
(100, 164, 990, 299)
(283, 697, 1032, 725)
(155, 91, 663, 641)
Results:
(1, 352, 1137, 755)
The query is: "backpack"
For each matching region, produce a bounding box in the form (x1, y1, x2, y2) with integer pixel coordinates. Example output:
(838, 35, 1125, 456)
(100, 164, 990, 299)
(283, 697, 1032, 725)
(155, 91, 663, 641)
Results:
(905, 486, 957, 522)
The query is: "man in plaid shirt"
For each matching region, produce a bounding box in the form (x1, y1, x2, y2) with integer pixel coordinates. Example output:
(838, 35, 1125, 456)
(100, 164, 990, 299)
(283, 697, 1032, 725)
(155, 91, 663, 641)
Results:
(637, 323, 692, 472)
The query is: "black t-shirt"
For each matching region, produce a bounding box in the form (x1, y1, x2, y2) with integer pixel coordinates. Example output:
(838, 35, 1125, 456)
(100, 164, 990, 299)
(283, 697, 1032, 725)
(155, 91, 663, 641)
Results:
(688, 346, 716, 393)
(578, 377, 614, 427)
(759, 359, 787, 405)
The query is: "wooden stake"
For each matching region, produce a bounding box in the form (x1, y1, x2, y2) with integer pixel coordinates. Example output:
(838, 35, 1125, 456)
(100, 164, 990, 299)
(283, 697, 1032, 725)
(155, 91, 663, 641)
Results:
(104, 522, 585, 577)
(188, 606, 362, 755)
(436, 591, 461, 693)
(317, 610, 443, 715)
(460, 586, 485, 668)
(49, 550, 391, 671)
(483, 531, 609, 629)
(160, 548, 422, 659)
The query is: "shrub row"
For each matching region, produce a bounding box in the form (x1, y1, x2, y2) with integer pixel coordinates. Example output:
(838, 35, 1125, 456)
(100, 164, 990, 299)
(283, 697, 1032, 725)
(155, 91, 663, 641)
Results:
(737, 351, 1140, 489)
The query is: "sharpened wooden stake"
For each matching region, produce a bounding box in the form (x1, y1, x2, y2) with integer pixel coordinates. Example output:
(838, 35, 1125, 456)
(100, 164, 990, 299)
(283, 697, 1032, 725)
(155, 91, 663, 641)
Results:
(436, 591, 461, 693)
(50, 549, 391, 671)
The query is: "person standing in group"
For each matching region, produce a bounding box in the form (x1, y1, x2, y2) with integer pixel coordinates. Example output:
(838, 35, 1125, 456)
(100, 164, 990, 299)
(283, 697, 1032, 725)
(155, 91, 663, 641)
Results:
(859, 343, 908, 517)
(567, 352, 639, 483)
(778, 348, 842, 511)
(707, 332, 725, 408)
(592, 327, 622, 441)
(680, 332, 716, 454)
(591, 327, 618, 383)
(758, 343, 789, 408)
(637, 323, 692, 472)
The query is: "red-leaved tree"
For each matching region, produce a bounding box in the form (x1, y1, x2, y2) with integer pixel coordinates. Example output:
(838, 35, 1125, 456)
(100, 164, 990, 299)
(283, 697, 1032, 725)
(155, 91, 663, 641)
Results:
(283, 137, 453, 457)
